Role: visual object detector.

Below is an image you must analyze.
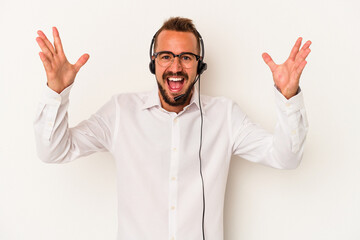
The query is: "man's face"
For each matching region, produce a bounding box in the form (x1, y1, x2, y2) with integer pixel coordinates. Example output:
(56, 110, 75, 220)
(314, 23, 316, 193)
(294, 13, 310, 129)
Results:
(154, 30, 199, 109)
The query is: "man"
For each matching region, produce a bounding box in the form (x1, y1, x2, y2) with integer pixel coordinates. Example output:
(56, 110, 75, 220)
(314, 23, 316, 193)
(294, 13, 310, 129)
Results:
(34, 17, 311, 240)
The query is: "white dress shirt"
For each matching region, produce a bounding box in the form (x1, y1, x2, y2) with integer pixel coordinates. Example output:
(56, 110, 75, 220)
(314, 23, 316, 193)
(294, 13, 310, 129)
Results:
(34, 84, 308, 240)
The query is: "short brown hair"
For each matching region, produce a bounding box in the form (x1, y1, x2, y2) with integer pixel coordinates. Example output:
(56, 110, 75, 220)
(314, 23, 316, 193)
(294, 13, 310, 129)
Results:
(154, 17, 200, 54)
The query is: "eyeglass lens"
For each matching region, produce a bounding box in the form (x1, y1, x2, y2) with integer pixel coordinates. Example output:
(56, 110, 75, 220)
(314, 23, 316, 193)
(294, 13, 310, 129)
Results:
(156, 52, 197, 68)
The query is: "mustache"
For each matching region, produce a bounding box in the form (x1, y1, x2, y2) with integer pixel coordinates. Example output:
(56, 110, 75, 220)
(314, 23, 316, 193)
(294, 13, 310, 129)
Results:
(162, 71, 189, 80)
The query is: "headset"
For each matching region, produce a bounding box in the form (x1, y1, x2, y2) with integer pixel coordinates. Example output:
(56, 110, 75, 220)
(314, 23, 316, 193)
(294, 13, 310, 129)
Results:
(149, 30, 207, 76)
(149, 29, 207, 240)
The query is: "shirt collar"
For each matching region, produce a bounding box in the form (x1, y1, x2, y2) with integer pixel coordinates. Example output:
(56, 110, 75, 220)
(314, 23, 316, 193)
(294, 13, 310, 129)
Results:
(141, 85, 205, 114)
(142, 86, 162, 110)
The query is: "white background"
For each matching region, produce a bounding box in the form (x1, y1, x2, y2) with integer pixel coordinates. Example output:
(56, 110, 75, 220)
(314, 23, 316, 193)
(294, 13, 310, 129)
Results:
(1, 0, 359, 239)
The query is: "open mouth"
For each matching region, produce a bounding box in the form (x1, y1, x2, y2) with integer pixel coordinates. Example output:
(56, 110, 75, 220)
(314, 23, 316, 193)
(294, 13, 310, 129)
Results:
(167, 77, 185, 93)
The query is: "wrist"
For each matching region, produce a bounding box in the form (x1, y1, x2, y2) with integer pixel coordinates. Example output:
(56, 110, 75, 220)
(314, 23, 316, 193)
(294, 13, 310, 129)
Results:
(274, 85, 299, 100)
(47, 81, 70, 94)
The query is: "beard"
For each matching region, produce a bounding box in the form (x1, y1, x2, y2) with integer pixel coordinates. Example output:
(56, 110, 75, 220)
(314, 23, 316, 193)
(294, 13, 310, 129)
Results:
(156, 71, 195, 107)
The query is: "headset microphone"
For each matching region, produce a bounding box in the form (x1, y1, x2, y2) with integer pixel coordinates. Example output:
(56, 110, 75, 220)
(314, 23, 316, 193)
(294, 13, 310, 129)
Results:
(173, 75, 200, 102)
(173, 94, 184, 102)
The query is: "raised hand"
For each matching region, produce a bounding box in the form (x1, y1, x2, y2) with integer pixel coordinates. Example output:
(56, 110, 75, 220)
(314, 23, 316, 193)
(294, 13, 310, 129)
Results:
(262, 37, 311, 99)
(36, 27, 89, 94)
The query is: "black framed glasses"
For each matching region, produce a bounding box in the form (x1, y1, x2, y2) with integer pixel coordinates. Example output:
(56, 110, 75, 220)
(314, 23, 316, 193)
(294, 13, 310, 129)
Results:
(153, 51, 201, 69)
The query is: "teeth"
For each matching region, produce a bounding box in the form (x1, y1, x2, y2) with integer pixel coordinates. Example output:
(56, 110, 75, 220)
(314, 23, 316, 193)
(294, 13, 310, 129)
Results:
(168, 77, 183, 82)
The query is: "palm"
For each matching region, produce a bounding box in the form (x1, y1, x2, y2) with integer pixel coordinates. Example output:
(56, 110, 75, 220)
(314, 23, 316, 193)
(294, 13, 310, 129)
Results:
(262, 37, 311, 99)
(49, 59, 76, 87)
(36, 27, 89, 93)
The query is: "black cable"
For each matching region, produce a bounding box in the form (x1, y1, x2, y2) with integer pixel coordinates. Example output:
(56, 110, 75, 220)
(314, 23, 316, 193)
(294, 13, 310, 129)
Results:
(198, 75, 206, 240)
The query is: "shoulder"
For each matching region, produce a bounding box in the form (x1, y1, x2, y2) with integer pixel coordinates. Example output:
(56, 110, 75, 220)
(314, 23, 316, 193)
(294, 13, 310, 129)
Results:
(200, 94, 247, 122)
(95, 91, 151, 117)
(109, 91, 152, 107)
(201, 94, 243, 113)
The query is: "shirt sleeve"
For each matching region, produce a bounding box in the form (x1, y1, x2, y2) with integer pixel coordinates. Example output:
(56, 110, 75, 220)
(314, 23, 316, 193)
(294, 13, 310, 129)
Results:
(33, 84, 115, 163)
(231, 87, 309, 169)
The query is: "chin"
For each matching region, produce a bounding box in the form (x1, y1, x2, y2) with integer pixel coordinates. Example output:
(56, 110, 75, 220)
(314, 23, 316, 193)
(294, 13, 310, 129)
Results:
(157, 81, 193, 107)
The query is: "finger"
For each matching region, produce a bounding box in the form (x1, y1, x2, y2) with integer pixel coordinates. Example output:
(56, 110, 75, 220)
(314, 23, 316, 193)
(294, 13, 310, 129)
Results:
(39, 52, 52, 71)
(300, 40, 312, 52)
(36, 37, 54, 60)
(295, 40, 311, 60)
(52, 27, 64, 55)
(296, 60, 307, 75)
(262, 53, 277, 72)
(295, 48, 311, 67)
(289, 37, 302, 61)
(74, 54, 90, 72)
(37, 30, 55, 54)
(301, 48, 311, 60)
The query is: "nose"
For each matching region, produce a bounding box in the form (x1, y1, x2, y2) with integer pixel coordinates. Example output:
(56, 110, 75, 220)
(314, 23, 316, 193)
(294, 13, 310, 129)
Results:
(167, 56, 183, 72)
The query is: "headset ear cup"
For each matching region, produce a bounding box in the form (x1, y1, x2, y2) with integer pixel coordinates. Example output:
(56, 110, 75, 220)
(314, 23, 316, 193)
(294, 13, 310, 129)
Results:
(197, 61, 207, 75)
(149, 60, 155, 74)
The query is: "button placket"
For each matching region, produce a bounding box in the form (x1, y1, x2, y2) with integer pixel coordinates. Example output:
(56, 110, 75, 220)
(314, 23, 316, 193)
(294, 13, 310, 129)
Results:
(169, 115, 179, 239)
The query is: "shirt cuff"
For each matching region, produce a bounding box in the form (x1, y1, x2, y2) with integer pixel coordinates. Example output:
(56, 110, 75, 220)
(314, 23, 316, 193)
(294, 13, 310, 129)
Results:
(41, 83, 74, 105)
(274, 86, 305, 115)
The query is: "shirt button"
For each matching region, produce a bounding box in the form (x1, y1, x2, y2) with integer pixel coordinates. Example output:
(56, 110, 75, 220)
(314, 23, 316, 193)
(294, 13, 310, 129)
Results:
(171, 177, 176, 181)
(171, 237, 175, 240)
(174, 118, 178, 123)
(292, 130, 297, 135)
(286, 103, 291, 107)
(173, 148, 177, 152)
(171, 206, 175, 210)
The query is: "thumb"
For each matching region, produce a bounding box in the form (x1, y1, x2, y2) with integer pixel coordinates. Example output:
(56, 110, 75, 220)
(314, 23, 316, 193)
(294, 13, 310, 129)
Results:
(74, 53, 90, 72)
(262, 52, 276, 72)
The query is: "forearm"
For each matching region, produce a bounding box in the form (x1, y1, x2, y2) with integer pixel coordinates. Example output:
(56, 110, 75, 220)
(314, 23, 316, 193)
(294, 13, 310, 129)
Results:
(34, 84, 75, 163)
(232, 87, 308, 169)
(271, 87, 308, 168)
(34, 83, 113, 163)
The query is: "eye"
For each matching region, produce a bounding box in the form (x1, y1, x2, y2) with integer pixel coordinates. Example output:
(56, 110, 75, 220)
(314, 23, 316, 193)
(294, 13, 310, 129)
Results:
(158, 53, 173, 61)
(181, 54, 193, 61)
